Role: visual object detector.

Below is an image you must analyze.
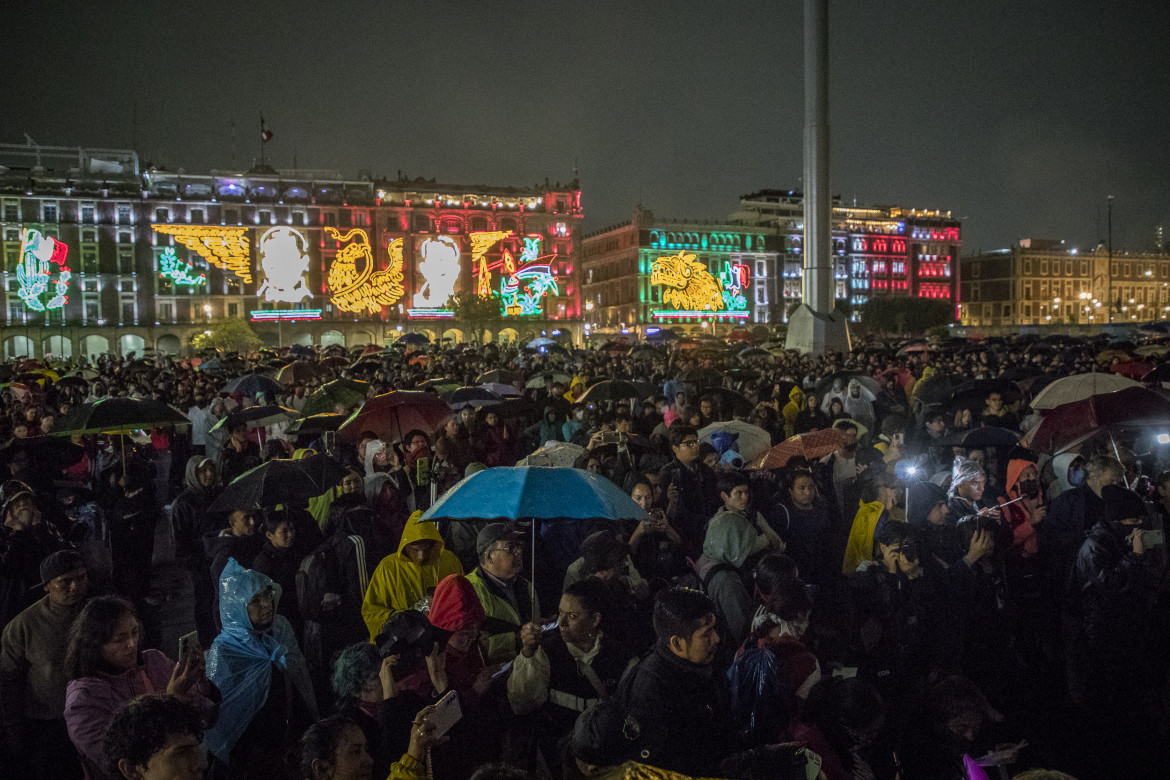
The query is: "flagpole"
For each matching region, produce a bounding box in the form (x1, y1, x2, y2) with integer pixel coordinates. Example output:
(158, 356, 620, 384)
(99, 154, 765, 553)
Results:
(260, 115, 265, 166)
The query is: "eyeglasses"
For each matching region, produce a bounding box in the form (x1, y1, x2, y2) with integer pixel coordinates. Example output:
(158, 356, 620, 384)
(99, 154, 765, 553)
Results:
(490, 544, 525, 555)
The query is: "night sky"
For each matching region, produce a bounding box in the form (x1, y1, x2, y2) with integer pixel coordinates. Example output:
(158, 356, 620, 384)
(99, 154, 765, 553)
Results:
(2, 1, 1167, 253)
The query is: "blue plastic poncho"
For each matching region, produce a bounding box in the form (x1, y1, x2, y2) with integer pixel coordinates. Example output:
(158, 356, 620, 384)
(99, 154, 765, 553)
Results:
(203, 558, 318, 762)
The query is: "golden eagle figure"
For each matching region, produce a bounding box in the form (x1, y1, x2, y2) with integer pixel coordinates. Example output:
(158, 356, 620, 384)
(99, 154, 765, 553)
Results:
(324, 227, 404, 313)
(650, 250, 725, 312)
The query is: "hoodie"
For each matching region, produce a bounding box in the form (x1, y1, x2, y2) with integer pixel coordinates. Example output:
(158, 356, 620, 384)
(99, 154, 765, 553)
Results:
(1000, 458, 1040, 557)
(173, 456, 221, 565)
(1047, 452, 1082, 501)
(782, 386, 806, 439)
(203, 559, 317, 762)
(696, 510, 758, 648)
(361, 512, 464, 640)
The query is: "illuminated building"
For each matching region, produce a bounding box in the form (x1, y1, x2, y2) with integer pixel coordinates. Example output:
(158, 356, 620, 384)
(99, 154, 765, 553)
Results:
(729, 189, 961, 322)
(0, 141, 582, 357)
(581, 207, 777, 336)
(959, 240, 1170, 329)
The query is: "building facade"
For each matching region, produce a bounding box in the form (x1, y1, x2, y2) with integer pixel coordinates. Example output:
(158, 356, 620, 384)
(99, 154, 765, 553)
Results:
(729, 189, 961, 320)
(580, 208, 778, 337)
(0, 142, 583, 359)
(959, 240, 1170, 328)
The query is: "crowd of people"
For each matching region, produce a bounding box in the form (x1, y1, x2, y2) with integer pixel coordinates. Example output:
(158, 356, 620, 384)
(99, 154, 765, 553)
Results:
(1, 331, 1168, 780)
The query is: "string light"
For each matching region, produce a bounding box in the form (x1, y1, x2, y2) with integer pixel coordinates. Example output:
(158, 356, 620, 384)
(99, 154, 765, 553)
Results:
(158, 247, 206, 286)
(324, 227, 404, 314)
(153, 224, 252, 283)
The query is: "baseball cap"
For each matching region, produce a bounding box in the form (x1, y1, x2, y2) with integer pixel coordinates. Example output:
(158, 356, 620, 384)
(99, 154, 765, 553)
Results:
(476, 522, 526, 559)
(33, 549, 86, 590)
(581, 531, 630, 575)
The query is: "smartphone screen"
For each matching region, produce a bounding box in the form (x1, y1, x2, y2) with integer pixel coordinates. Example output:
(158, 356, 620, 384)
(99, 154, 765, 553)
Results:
(427, 690, 462, 739)
(178, 631, 198, 663)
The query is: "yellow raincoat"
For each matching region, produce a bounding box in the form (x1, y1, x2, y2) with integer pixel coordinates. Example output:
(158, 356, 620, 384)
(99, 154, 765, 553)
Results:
(361, 512, 463, 640)
(842, 499, 905, 574)
(782, 385, 805, 439)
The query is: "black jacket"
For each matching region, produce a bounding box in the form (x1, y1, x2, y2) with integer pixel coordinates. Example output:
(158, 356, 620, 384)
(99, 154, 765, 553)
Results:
(658, 459, 719, 558)
(1069, 521, 1155, 652)
(616, 644, 735, 776)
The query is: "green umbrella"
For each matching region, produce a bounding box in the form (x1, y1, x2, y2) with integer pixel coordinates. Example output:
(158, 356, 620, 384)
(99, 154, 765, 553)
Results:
(300, 379, 370, 417)
(53, 397, 190, 435)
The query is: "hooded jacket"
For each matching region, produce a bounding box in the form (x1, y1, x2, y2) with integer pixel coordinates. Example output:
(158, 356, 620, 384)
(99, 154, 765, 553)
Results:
(1000, 458, 1040, 557)
(204, 559, 316, 762)
(1047, 452, 1082, 501)
(782, 386, 806, 439)
(173, 456, 222, 566)
(361, 512, 463, 640)
(696, 509, 758, 649)
(842, 499, 905, 575)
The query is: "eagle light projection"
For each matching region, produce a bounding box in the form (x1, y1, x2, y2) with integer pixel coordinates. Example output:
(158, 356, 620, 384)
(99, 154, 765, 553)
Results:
(17, 228, 71, 311)
(152, 225, 252, 283)
(256, 227, 312, 303)
(324, 227, 404, 314)
(650, 251, 724, 312)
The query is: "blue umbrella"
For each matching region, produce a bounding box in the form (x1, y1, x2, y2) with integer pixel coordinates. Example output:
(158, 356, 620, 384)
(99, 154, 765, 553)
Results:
(421, 466, 648, 620)
(222, 373, 284, 398)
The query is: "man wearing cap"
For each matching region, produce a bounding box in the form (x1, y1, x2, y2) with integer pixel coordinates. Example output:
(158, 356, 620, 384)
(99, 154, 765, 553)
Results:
(172, 456, 222, 641)
(0, 483, 68, 628)
(467, 523, 541, 665)
(1, 549, 89, 779)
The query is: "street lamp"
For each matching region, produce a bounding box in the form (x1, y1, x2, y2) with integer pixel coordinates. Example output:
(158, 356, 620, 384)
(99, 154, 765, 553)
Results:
(203, 304, 212, 322)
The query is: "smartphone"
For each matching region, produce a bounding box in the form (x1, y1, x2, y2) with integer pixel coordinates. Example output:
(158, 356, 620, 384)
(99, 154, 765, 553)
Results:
(491, 661, 513, 679)
(427, 690, 462, 739)
(1143, 529, 1165, 546)
(600, 431, 623, 445)
(178, 631, 198, 664)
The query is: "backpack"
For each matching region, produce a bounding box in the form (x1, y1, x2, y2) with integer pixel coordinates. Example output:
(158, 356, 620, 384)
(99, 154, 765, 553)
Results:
(297, 534, 368, 622)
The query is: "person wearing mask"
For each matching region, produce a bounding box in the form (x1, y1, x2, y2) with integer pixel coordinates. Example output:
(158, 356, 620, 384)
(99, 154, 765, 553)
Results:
(467, 523, 541, 665)
(203, 559, 317, 775)
(510, 578, 638, 774)
(1045, 452, 1085, 503)
(63, 596, 217, 780)
(361, 511, 463, 642)
(842, 472, 904, 575)
(1, 550, 90, 780)
(102, 693, 208, 780)
(171, 457, 222, 642)
(616, 587, 735, 776)
(251, 511, 303, 637)
(657, 425, 720, 559)
(997, 459, 1046, 559)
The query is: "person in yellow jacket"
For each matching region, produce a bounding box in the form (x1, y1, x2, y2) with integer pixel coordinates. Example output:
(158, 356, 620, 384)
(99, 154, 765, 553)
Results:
(466, 522, 541, 665)
(361, 511, 463, 640)
(842, 472, 906, 574)
(781, 385, 805, 439)
(565, 375, 587, 404)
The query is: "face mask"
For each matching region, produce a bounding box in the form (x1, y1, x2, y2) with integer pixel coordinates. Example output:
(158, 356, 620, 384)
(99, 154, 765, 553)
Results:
(1068, 467, 1085, 486)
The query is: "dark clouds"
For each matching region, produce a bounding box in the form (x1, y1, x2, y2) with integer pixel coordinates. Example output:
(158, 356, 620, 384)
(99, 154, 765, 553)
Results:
(1, 0, 1166, 251)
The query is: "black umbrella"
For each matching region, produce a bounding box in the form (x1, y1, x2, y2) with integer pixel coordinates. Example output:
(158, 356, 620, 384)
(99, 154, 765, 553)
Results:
(222, 373, 284, 398)
(944, 427, 1022, 449)
(53, 375, 90, 389)
(286, 412, 346, 434)
(0, 436, 85, 472)
(209, 458, 337, 512)
(54, 398, 190, 435)
(443, 386, 503, 409)
(477, 369, 519, 385)
(948, 378, 1020, 409)
(577, 380, 642, 405)
(704, 387, 754, 419)
(209, 405, 299, 434)
(674, 367, 724, 391)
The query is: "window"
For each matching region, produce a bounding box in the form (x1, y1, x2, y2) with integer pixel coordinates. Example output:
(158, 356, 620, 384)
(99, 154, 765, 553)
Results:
(121, 299, 136, 323)
(83, 280, 98, 292)
(258, 210, 272, 225)
(1124, 262, 1132, 277)
(1064, 260, 1072, 275)
(81, 203, 96, 223)
(1040, 260, 1049, 275)
(81, 229, 96, 243)
(85, 300, 100, 321)
(118, 230, 132, 244)
(339, 210, 351, 228)
(353, 211, 369, 227)
(4, 229, 17, 242)
(42, 203, 58, 222)
(1024, 283, 1032, 300)
(291, 212, 305, 226)
(755, 260, 766, 277)
(4, 248, 17, 272)
(9, 302, 24, 322)
(82, 247, 98, 274)
(118, 248, 134, 274)
(227, 302, 238, 317)
(119, 280, 135, 292)
(224, 209, 238, 224)
(2, 202, 18, 222)
(155, 208, 169, 223)
(158, 302, 174, 321)
(1023, 260, 1032, 275)
(413, 215, 429, 232)
(117, 204, 132, 224)
(1080, 261, 1088, 275)
(191, 208, 204, 223)
(471, 217, 488, 232)
(323, 212, 337, 227)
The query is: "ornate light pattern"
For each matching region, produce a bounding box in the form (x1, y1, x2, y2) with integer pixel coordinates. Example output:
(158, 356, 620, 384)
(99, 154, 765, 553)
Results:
(650, 251, 725, 312)
(470, 231, 513, 295)
(17, 228, 71, 311)
(324, 227, 404, 313)
(158, 247, 207, 286)
(256, 227, 312, 303)
(153, 224, 252, 283)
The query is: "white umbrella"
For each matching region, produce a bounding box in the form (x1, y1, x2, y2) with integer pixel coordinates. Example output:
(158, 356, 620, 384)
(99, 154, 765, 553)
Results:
(698, 420, 773, 461)
(517, 440, 587, 468)
(1030, 373, 1142, 410)
(527, 337, 557, 348)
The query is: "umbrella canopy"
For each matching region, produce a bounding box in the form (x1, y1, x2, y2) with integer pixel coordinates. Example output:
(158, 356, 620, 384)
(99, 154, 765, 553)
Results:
(209, 458, 341, 512)
(477, 369, 519, 385)
(210, 405, 299, 433)
(737, 347, 771, 359)
(53, 375, 90, 389)
(300, 379, 369, 417)
(944, 427, 1022, 449)
(526, 372, 572, 389)
(443, 386, 503, 410)
(1143, 364, 1170, 383)
(897, 343, 938, 356)
(222, 373, 284, 399)
(1027, 387, 1170, 452)
(747, 428, 845, 471)
(628, 345, 663, 359)
(527, 337, 556, 348)
(1029, 372, 1142, 410)
(54, 397, 191, 435)
(423, 466, 647, 524)
(577, 380, 642, 405)
(703, 387, 755, 419)
(275, 361, 324, 386)
(1112, 361, 1154, 380)
(337, 390, 452, 444)
(518, 441, 587, 468)
(0, 436, 85, 472)
(286, 412, 346, 434)
(478, 382, 523, 397)
(698, 420, 772, 461)
(396, 333, 430, 345)
(674, 367, 724, 391)
(1136, 344, 1170, 357)
(948, 378, 1020, 409)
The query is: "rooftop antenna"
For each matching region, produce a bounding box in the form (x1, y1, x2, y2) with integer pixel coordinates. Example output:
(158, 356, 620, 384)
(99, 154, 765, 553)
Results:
(230, 119, 237, 169)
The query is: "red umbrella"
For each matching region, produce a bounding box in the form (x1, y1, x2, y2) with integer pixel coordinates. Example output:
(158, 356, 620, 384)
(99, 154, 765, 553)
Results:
(746, 428, 845, 470)
(1027, 387, 1170, 452)
(1111, 361, 1154, 380)
(337, 390, 452, 444)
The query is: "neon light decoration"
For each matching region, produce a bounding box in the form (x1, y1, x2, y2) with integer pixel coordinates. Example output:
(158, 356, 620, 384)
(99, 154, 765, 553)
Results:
(413, 236, 461, 311)
(17, 228, 71, 311)
(470, 231, 513, 295)
(500, 235, 558, 316)
(718, 261, 749, 311)
(407, 308, 455, 319)
(158, 247, 206, 286)
(153, 224, 252, 283)
(651, 310, 750, 320)
(324, 228, 404, 313)
(650, 251, 724, 312)
(249, 309, 322, 321)
(256, 227, 312, 303)
(850, 235, 907, 255)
